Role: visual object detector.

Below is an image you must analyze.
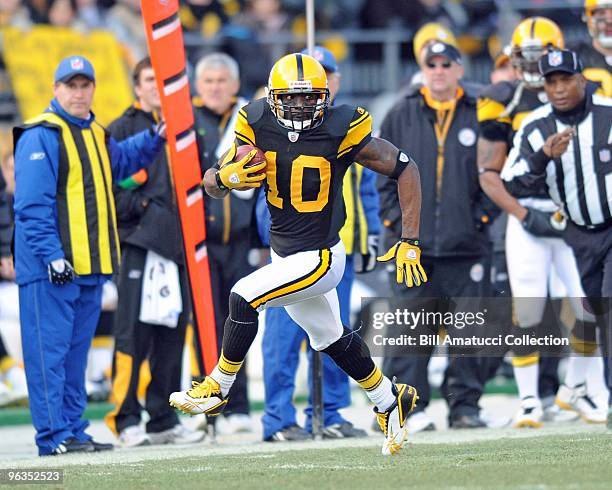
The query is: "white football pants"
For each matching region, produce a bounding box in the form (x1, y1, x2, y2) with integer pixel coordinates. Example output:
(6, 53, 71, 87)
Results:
(232, 240, 346, 350)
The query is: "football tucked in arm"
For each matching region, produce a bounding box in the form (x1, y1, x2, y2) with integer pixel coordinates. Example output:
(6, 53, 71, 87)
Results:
(235, 144, 267, 175)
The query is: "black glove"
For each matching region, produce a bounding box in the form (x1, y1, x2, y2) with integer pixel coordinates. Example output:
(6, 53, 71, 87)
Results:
(521, 208, 563, 238)
(355, 235, 379, 274)
(48, 259, 75, 285)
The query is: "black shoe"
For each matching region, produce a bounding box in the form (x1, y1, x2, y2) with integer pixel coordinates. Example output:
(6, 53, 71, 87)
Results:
(450, 414, 487, 429)
(53, 437, 95, 455)
(264, 424, 311, 442)
(322, 422, 368, 439)
(89, 440, 114, 451)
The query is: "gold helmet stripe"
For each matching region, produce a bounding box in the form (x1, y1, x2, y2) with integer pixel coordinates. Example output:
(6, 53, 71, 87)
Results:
(296, 53, 304, 81)
(530, 18, 536, 39)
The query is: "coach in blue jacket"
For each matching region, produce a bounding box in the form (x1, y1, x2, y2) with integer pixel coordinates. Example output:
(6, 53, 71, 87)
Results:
(12, 56, 165, 456)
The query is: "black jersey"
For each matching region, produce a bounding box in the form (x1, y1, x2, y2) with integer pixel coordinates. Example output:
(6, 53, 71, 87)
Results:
(477, 80, 549, 146)
(232, 98, 372, 257)
(571, 40, 612, 97)
(477, 80, 550, 199)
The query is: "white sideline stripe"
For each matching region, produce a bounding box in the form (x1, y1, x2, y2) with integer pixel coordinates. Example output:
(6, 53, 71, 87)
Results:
(186, 188, 203, 207)
(195, 245, 207, 262)
(152, 18, 180, 40)
(176, 130, 195, 152)
(164, 75, 188, 96)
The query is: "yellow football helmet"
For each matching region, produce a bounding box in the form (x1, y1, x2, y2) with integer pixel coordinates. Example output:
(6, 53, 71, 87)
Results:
(267, 53, 330, 132)
(511, 17, 564, 88)
(584, 0, 612, 48)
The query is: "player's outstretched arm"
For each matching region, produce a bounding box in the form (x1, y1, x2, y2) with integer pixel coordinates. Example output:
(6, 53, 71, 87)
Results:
(355, 137, 421, 240)
(355, 137, 427, 288)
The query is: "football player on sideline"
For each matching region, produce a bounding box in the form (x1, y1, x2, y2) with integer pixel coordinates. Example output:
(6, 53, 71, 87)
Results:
(571, 0, 612, 97)
(170, 53, 425, 456)
(478, 18, 606, 427)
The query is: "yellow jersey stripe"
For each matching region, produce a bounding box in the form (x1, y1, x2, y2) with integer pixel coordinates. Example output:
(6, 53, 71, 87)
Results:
(58, 120, 92, 274)
(350, 111, 370, 128)
(92, 124, 121, 267)
(250, 249, 332, 309)
(236, 132, 255, 146)
(476, 98, 511, 124)
(236, 111, 256, 146)
(337, 113, 372, 159)
(82, 129, 112, 273)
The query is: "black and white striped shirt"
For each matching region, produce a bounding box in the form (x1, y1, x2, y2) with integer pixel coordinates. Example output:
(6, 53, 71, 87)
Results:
(502, 94, 612, 227)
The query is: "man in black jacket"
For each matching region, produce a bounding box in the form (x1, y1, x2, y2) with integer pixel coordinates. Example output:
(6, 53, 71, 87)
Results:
(192, 52, 256, 433)
(104, 57, 204, 447)
(379, 42, 499, 430)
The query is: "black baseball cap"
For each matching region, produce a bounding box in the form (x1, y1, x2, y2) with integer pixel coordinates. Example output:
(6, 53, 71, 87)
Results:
(538, 49, 583, 77)
(424, 42, 462, 65)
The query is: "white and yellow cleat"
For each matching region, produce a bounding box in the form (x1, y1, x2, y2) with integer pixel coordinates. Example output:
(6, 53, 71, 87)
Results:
(555, 384, 607, 424)
(514, 396, 543, 428)
(169, 376, 228, 416)
(374, 382, 418, 456)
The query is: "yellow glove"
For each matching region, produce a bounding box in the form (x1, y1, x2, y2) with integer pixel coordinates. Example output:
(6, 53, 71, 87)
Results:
(377, 239, 428, 288)
(216, 149, 267, 190)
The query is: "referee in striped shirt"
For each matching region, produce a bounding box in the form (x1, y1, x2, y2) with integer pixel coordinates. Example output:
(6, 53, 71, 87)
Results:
(502, 48, 612, 427)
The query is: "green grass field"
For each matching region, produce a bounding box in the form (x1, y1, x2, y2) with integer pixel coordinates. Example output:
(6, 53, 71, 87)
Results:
(58, 432, 611, 490)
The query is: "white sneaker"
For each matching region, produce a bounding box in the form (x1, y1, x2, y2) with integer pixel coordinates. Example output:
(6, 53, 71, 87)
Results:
(169, 376, 228, 416)
(216, 414, 253, 435)
(5, 366, 28, 404)
(514, 397, 543, 428)
(556, 384, 607, 423)
(148, 424, 205, 445)
(374, 382, 418, 456)
(119, 425, 151, 448)
(406, 411, 435, 434)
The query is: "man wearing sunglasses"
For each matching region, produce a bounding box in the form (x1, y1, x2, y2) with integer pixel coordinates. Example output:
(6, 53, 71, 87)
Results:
(379, 41, 497, 431)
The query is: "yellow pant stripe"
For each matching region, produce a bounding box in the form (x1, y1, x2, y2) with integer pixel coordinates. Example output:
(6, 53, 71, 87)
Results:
(512, 354, 539, 367)
(104, 351, 133, 436)
(358, 366, 384, 391)
(250, 249, 331, 309)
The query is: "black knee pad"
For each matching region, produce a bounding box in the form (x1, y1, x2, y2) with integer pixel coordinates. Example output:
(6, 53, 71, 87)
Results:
(229, 292, 258, 324)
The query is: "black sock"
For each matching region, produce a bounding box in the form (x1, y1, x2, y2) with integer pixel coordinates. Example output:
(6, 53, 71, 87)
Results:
(322, 326, 376, 382)
(221, 292, 259, 363)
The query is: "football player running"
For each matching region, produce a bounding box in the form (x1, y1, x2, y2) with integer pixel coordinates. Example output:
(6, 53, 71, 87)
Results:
(170, 53, 426, 456)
